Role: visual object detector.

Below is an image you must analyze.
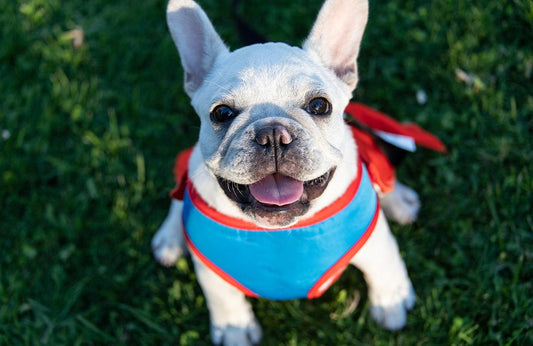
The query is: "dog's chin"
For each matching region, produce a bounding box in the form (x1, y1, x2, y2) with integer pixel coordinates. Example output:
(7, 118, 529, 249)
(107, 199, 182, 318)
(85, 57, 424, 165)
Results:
(217, 169, 335, 228)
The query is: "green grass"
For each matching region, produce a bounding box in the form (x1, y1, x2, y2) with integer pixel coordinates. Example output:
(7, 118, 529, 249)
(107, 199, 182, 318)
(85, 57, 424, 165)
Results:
(1, 0, 532, 344)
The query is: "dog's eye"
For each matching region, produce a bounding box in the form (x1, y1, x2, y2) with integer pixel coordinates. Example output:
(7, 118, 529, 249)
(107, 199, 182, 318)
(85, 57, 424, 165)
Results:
(305, 97, 332, 116)
(210, 105, 237, 123)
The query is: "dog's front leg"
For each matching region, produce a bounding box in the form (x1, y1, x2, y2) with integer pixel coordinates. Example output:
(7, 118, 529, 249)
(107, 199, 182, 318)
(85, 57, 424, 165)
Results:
(152, 199, 187, 266)
(350, 210, 415, 330)
(192, 255, 262, 346)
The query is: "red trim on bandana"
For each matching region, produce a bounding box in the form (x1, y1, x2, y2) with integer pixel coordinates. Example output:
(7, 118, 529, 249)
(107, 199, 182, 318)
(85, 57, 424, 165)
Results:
(307, 201, 380, 298)
(183, 229, 259, 298)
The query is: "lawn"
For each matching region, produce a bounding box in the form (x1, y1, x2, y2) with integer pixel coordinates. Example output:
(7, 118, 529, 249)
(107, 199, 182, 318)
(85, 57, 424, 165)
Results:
(1, 0, 532, 344)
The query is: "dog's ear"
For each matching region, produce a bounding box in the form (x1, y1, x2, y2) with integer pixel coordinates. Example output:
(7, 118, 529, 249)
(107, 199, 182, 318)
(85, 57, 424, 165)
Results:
(167, 0, 230, 96)
(303, 0, 368, 91)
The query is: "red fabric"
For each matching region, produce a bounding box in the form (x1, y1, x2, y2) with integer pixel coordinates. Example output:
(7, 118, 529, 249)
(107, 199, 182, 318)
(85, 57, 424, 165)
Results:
(345, 102, 447, 153)
(349, 125, 396, 193)
(170, 147, 193, 200)
(344, 102, 447, 193)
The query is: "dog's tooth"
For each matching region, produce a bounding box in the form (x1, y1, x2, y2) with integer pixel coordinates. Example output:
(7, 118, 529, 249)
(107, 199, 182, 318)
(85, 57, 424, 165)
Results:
(300, 190, 309, 204)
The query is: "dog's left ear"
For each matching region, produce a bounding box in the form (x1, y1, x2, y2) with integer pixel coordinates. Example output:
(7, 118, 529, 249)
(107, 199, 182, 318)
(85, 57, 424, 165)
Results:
(303, 0, 368, 91)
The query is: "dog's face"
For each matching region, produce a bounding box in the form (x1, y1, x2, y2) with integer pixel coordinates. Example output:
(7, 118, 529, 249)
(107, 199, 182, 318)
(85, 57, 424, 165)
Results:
(192, 43, 353, 227)
(167, 0, 368, 227)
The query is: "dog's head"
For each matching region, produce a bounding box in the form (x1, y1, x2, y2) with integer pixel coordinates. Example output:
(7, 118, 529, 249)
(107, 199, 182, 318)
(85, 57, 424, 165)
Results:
(167, 0, 368, 228)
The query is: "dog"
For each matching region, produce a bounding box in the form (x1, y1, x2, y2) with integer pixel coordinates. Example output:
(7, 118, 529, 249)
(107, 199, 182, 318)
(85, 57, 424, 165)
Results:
(151, 0, 420, 344)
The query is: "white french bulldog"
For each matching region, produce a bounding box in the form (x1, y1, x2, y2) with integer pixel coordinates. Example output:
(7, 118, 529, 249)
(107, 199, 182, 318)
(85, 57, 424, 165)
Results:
(152, 0, 419, 344)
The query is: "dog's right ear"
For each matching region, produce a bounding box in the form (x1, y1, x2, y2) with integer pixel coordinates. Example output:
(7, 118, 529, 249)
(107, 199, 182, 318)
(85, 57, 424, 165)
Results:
(167, 0, 229, 96)
(303, 0, 368, 91)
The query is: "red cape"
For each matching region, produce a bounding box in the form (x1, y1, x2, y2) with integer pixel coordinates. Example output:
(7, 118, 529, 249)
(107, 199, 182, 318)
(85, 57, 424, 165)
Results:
(345, 102, 446, 193)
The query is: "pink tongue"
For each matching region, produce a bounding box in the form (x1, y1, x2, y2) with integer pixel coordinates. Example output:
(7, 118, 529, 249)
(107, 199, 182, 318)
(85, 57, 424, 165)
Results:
(249, 174, 304, 206)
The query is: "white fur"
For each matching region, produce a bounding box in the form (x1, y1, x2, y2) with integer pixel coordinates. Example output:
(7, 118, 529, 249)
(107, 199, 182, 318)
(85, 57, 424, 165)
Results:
(153, 0, 418, 344)
(380, 181, 421, 225)
(192, 255, 263, 345)
(151, 199, 186, 266)
(349, 210, 416, 330)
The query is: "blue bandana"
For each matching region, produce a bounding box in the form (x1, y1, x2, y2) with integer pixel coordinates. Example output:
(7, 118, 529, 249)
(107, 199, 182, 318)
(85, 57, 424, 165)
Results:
(182, 161, 379, 300)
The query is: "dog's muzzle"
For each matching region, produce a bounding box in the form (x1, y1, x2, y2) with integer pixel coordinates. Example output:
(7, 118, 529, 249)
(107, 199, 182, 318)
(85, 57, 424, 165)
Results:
(216, 122, 335, 227)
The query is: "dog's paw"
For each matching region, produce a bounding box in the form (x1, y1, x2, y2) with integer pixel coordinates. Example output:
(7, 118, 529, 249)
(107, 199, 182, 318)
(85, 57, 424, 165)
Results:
(211, 318, 263, 346)
(380, 181, 420, 225)
(369, 280, 415, 331)
(151, 224, 185, 266)
(151, 201, 186, 266)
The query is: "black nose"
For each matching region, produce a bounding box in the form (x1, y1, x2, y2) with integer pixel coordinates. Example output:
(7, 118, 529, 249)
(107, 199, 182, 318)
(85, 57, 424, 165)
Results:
(255, 125, 293, 147)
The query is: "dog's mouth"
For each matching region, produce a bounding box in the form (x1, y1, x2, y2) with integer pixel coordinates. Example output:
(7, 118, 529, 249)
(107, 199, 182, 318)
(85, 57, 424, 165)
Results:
(217, 169, 335, 227)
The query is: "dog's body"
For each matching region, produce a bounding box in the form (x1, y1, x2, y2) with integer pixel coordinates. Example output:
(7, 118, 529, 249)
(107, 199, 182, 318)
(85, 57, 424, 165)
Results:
(152, 0, 419, 344)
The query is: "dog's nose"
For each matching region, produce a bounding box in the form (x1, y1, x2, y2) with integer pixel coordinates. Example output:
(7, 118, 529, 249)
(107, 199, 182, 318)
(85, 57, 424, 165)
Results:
(255, 125, 293, 147)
